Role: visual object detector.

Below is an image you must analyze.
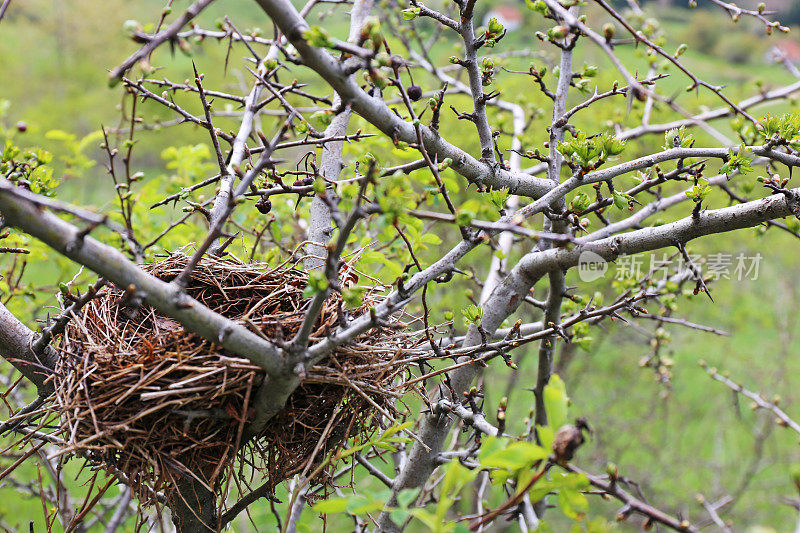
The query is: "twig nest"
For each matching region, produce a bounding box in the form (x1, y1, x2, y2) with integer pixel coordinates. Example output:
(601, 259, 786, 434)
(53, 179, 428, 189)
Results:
(52, 252, 424, 504)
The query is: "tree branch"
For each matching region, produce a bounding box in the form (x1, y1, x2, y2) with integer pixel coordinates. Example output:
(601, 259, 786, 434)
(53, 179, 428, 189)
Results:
(0, 179, 285, 375)
(0, 302, 57, 394)
(305, 0, 374, 270)
(108, 0, 218, 82)
(251, 0, 553, 198)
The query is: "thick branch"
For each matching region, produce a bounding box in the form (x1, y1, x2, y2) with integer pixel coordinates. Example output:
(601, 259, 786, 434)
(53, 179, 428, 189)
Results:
(169, 477, 217, 532)
(0, 180, 285, 375)
(459, 14, 495, 162)
(0, 302, 57, 394)
(252, 0, 553, 198)
(375, 184, 800, 530)
(305, 0, 374, 270)
(517, 187, 800, 280)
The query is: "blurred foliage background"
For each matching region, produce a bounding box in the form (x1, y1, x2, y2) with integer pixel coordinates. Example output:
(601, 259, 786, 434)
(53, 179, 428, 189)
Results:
(2, 0, 800, 531)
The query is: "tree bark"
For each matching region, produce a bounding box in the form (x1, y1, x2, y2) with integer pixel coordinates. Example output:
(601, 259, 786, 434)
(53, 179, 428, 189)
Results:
(0, 301, 57, 394)
(170, 478, 217, 533)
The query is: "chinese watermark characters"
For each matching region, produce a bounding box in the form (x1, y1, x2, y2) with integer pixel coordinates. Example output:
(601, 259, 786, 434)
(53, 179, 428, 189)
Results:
(613, 252, 762, 282)
(576, 251, 763, 282)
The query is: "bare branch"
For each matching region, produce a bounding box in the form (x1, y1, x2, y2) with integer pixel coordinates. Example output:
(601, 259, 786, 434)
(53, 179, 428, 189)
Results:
(252, 0, 554, 198)
(108, 0, 218, 82)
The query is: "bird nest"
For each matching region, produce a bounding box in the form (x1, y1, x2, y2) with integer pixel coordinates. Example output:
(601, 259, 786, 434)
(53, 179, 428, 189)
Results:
(51, 252, 424, 505)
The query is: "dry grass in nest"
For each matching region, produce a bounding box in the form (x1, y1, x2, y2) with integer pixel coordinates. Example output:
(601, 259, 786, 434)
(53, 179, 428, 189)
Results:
(52, 252, 425, 504)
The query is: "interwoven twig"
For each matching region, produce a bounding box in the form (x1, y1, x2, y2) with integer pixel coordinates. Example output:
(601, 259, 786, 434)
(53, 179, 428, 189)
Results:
(51, 252, 426, 504)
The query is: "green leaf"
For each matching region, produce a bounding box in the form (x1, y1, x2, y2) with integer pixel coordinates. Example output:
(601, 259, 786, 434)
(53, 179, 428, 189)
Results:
(420, 233, 442, 245)
(347, 495, 386, 515)
(489, 468, 510, 486)
(389, 508, 411, 524)
(569, 192, 591, 212)
(455, 210, 472, 227)
(480, 442, 549, 471)
(440, 460, 477, 497)
(664, 126, 693, 149)
(401, 7, 420, 20)
(380, 421, 414, 440)
(77, 130, 104, 152)
(543, 374, 568, 430)
(410, 508, 439, 530)
(462, 304, 482, 325)
(312, 498, 349, 514)
(686, 183, 711, 202)
(558, 488, 588, 520)
(612, 191, 627, 210)
(374, 441, 399, 452)
(302, 26, 333, 48)
(477, 436, 505, 461)
(487, 17, 504, 36)
(720, 147, 753, 175)
(310, 110, 333, 128)
(488, 188, 510, 210)
(537, 424, 555, 451)
(515, 465, 546, 495)
(525, 0, 548, 14)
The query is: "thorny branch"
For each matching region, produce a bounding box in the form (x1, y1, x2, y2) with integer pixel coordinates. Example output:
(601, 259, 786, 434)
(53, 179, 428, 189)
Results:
(3, 0, 800, 530)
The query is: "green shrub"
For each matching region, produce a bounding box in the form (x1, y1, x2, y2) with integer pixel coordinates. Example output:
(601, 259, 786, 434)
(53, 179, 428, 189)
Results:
(714, 31, 769, 64)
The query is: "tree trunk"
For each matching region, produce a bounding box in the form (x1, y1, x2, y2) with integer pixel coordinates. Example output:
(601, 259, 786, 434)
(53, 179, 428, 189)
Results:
(169, 478, 217, 533)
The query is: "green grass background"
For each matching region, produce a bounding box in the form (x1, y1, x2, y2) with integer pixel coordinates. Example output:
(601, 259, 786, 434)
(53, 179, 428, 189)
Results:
(2, 0, 800, 531)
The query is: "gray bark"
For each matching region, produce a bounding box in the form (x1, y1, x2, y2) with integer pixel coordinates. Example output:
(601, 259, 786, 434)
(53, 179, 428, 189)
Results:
(169, 477, 217, 533)
(0, 302, 57, 394)
(305, 0, 373, 271)
(252, 0, 553, 199)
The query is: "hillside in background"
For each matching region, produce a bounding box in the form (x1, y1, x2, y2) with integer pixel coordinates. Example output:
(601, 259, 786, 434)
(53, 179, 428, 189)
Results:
(632, 0, 800, 22)
(2, 0, 800, 531)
